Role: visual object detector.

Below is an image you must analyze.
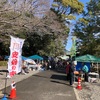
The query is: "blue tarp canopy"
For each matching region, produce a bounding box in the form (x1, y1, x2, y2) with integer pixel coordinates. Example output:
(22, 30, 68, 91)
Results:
(28, 55, 43, 60)
(76, 62, 90, 71)
(22, 56, 28, 60)
(4, 56, 28, 60)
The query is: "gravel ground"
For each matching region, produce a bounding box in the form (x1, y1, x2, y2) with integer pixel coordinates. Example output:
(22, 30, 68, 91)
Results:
(75, 79, 100, 100)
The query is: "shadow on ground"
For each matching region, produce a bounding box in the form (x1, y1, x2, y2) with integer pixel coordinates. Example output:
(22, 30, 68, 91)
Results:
(33, 74, 49, 79)
(50, 74, 67, 81)
(50, 80, 70, 86)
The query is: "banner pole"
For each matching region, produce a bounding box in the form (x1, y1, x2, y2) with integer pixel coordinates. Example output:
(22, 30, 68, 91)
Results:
(4, 69, 8, 95)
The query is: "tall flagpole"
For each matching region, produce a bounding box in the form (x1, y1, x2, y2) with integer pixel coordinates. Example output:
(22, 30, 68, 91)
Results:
(70, 36, 76, 60)
(70, 36, 77, 83)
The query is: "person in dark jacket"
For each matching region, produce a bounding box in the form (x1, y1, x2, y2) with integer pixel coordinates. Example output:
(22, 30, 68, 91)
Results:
(69, 61, 76, 86)
(66, 61, 71, 81)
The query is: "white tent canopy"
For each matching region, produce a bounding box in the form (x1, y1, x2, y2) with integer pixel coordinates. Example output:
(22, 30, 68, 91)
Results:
(58, 55, 69, 60)
(25, 59, 36, 64)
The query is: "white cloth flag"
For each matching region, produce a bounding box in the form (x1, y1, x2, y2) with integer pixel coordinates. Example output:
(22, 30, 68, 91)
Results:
(8, 36, 25, 77)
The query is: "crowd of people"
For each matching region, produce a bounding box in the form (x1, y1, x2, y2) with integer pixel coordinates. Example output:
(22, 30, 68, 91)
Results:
(65, 61, 89, 86)
(19, 58, 57, 75)
(17, 57, 90, 86)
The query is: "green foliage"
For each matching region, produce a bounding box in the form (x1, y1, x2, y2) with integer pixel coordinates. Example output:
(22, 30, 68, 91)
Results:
(0, 0, 69, 57)
(62, 0, 84, 14)
(74, 0, 100, 57)
(79, 18, 88, 25)
(52, 0, 84, 15)
(62, 14, 76, 20)
(51, 0, 84, 46)
(0, 61, 7, 66)
(52, 3, 59, 7)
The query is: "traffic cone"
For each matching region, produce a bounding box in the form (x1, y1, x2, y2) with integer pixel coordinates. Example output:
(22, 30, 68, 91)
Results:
(9, 81, 16, 99)
(76, 77, 82, 90)
(2, 95, 8, 100)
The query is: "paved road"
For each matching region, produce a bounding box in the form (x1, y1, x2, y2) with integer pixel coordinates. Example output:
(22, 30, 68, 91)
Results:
(3, 70, 77, 100)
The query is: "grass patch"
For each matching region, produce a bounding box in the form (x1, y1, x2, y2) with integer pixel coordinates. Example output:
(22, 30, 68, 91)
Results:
(0, 61, 7, 66)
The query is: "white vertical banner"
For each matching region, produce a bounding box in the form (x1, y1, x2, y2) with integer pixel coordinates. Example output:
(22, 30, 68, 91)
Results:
(8, 36, 25, 77)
